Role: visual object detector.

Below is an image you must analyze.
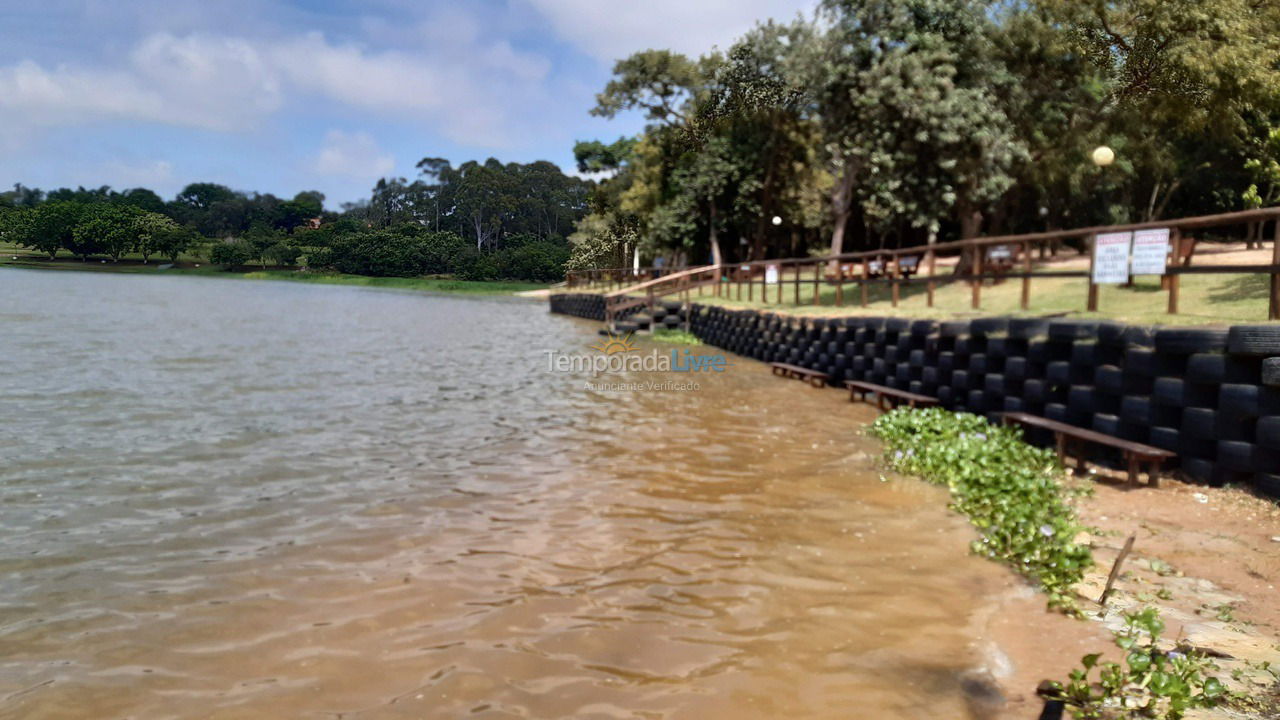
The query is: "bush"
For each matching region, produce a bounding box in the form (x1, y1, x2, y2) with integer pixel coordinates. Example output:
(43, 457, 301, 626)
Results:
(209, 240, 254, 269)
(870, 408, 1093, 611)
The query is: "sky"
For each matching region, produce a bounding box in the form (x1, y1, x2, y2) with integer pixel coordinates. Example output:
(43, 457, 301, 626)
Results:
(0, 0, 815, 209)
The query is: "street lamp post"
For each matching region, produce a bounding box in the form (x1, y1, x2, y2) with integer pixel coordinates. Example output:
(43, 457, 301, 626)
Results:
(1087, 145, 1116, 310)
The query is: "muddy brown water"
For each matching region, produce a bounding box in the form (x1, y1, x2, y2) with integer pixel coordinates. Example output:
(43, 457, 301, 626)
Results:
(0, 269, 1027, 719)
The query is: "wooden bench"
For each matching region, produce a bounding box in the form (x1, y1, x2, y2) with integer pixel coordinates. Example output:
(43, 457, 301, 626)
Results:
(1001, 412, 1175, 488)
(844, 380, 940, 411)
(770, 362, 830, 388)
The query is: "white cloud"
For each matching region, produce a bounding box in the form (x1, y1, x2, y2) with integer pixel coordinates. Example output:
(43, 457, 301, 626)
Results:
(311, 130, 394, 180)
(522, 0, 815, 63)
(0, 27, 554, 147)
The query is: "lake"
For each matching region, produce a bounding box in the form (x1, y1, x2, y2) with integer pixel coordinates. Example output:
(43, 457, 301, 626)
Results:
(0, 268, 1017, 719)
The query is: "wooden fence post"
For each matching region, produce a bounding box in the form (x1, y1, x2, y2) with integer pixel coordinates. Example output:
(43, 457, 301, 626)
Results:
(926, 249, 936, 308)
(1270, 219, 1280, 320)
(1167, 229, 1181, 315)
(1086, 233, 1099, 312)
(1021, 240, 1032, 310)
(891, 254, 901, 307)
(971, 246, 983, 310)
(748, 266, 754, 302)
(812, 262, 821, 305)
(835, 263, 844, 306)
(861, 260, 869, 307)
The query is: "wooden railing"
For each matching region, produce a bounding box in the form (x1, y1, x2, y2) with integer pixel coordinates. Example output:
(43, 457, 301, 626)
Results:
(565, 266, 681, 291)
(603, 265, 723, 325)
(593, 206, 1280, 322)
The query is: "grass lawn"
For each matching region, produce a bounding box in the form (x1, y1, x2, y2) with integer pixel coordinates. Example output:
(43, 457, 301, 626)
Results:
(582, 250, 1276, 326)
(687, 272, 1272, 326)
(0, 243, 550, 295)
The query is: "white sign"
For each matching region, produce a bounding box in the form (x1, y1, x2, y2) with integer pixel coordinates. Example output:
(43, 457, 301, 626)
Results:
(1092, 232, 1132, 284)
(765, 264, 779, 284)
(1131, 228, 1171, 276)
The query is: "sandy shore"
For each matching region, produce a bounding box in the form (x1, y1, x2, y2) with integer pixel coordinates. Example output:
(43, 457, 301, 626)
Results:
(980, 475, 1280, 718)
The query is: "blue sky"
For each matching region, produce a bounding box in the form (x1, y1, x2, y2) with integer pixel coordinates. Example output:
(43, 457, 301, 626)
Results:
(0, 0, 814, 209)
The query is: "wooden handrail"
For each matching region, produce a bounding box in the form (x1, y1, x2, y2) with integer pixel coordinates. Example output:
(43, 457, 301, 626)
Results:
(581, 205, 1280, 321)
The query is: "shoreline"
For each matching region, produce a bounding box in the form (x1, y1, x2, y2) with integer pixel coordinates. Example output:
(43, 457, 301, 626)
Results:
(973, 478, 1280, 718)
(0, 256, 550, 296)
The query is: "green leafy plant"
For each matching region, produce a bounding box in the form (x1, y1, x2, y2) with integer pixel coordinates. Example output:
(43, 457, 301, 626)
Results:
(1042, 607, 1226, 719)
(869, 408, 1092, 611)
(650, 328, 700, 345)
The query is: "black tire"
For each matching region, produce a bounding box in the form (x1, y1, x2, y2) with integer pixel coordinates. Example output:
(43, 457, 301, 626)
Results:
(660, 300, 683, 313)
(1004, 397, 1024, 412)
(1098, 322, 1127, 347)
(1217, 441, 1278, 472)
(663, 316, 681, 329)
(1263, 358, 1280, 388)
(1067, 386, 1096, 416)
(1120, 396, 1152, 425)
(1219, 384, 1260, 418)
(1255, 473, 1280, 499)
(967, 390, 986, 412)
(1028, 340, 1049, 363)
(1124, 348, 1157, 377)
(1186, 354, 1225, 384)
(1023, 379, 1046, 403)
(939, 320, 969, 337)
(1153, 328, 1229, 354)
(1153, 378, 1186, 407)
(1228, 325, 1280, 356)
(1009, 318, 1050, 340)
(885, 317, 911, 334)
(923, 367, 939, 385)
(1258, 416, 1280, 449)
(1071, 342, 1099, 367)
(615, 321, 640, 333)
(1215, 408, 1255, 441)
(969, 353, 988, 375)
(952, 370, 970, 391)
(910, 319, 938, 337)
(1047, 361, 1070, 386)
(938, 352, 955, 373)
(1181, 407, 1216, 439)
(970, 317, 1009, 337)
(1123, 326, 1156, 348)
(987, 337, 1008, 358)
(1005, 357, 1027, 381)
(1045, 403, 1068, 422)
(1049, 320, 1099, 342)
(1180, 457, 1216, 484)
(1093, 413, 1121, 436)
(1148, 426, 1180, 452)
(1095, 365, 1123, 394)
(937, 386, 954, 407)
(984, 373, 1005, 394)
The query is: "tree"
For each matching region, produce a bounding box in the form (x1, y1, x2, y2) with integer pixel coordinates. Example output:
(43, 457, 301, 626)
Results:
(6, 201, 87, 259)
(73, 204, 145, 262)
(133, 213, 185, 263)
(209, 240, 253, 269)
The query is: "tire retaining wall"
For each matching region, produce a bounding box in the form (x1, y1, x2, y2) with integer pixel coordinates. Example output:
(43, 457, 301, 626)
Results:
(548, 294, 1280, 497)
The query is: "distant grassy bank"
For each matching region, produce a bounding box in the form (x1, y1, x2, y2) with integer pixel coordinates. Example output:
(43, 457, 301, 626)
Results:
(0, 245, 549, 295)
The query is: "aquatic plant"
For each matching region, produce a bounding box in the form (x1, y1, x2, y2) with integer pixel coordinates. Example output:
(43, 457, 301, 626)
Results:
(870, 408, 1092, 611)
(651, 328, 701, 345)
(1042, 607, 1226, 719)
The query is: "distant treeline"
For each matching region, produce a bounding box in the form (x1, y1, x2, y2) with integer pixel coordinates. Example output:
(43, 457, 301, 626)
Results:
(0, 157, 588, 283)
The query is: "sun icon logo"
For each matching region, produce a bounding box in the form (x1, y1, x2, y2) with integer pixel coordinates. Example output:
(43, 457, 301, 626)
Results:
(590, 331, 638, 355)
